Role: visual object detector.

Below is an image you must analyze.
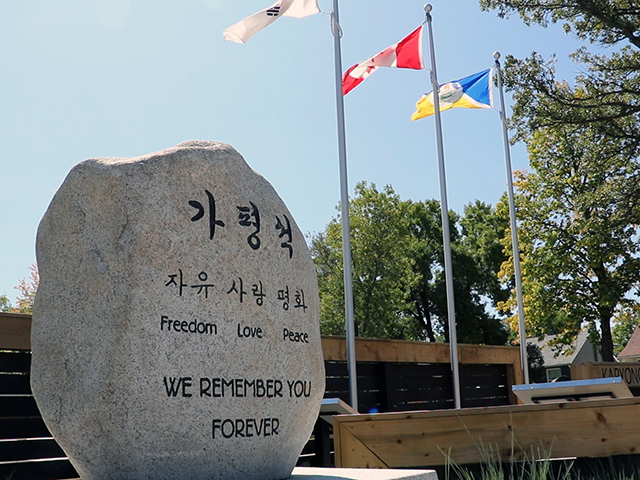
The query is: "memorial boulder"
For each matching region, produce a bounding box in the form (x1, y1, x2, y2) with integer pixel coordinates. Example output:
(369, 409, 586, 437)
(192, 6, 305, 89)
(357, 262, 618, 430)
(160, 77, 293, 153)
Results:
(31, 141, 325, 480)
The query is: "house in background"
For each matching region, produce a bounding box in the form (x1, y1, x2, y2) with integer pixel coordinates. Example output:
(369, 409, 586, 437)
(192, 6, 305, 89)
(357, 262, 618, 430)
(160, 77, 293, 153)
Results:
(527, 330, 602, 382)
(618, 326, 640, 362)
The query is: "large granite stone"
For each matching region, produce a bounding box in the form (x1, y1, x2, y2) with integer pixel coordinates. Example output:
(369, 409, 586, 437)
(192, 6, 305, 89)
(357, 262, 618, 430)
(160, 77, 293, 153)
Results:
(31, 141, 325, 480)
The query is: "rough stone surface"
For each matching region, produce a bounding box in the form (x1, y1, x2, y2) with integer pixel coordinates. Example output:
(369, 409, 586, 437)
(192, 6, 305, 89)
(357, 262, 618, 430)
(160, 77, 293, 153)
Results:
(31, 141, 325, 480)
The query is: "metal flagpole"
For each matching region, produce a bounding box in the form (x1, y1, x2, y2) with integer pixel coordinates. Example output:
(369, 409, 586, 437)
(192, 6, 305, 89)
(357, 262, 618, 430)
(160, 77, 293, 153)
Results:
(331, 0, 359, 410)
(493, 52, 529, 384)
(424, 4, 461, 408)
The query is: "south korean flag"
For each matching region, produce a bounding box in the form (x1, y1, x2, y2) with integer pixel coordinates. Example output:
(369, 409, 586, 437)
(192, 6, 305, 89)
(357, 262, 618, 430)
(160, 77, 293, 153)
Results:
(223, 0, 320, 44)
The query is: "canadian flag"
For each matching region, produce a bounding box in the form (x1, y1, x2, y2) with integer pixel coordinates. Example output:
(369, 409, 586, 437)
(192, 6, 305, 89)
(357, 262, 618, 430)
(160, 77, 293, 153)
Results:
(342, 26, 424, 95)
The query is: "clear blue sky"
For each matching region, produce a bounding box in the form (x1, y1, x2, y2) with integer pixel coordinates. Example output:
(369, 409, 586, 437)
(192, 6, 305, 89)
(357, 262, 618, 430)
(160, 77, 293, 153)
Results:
(0, 0, 585, 303)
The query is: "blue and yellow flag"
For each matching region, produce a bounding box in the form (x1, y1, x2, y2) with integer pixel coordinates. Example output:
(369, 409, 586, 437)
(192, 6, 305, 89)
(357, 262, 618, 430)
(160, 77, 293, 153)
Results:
(411, 68, 493, 121)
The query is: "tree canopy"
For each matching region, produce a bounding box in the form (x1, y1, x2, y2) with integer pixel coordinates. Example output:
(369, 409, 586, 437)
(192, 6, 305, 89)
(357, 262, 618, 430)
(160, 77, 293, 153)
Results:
(0, 263, 39, 314)
(311, 182, 510, 345)
(480, 0, 640, 150)
(480, 0, 640, 360)
(311, 182, 423, 340)
(513, 121, 640, 361)
(0, 295, 12, 313)
(612, 305, 640, 356)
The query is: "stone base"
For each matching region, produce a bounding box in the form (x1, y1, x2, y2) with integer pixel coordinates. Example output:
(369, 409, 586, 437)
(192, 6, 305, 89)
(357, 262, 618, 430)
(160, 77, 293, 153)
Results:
(289, 467, 438, 480)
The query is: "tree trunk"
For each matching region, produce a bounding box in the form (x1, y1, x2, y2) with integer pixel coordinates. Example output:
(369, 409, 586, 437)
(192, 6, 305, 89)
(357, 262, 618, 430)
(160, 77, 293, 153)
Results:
(600, 315, 615, 362)
(419, 290, 436, 342)
(422, 312, 436, 343)
(593, 261, 616, 362)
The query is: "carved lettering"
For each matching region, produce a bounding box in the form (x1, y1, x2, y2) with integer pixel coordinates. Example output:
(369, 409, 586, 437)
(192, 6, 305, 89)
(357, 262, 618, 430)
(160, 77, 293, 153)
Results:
(283, 328, 308, 343)
(287, 380, 311, 398)
(160, 315, 217, 335)
(237, 323, 263, 339)
(212, 417, 280, 439)
(198, 377, 283, 398)
(163, 376, 193, 397)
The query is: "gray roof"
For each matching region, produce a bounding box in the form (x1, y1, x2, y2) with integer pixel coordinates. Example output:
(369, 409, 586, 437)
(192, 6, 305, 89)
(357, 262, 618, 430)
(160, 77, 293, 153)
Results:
(527, 330, 595, 367)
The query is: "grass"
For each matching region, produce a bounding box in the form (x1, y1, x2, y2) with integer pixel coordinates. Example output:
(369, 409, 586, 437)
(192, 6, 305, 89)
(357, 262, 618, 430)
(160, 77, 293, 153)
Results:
(439, 412, 640, 480)
(441, 448, 640, 480)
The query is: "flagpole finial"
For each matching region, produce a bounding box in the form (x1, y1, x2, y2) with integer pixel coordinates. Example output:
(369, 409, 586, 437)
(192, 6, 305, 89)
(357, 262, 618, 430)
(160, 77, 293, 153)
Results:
(424, 4, 433, 13)
(493, 51, 501, 60)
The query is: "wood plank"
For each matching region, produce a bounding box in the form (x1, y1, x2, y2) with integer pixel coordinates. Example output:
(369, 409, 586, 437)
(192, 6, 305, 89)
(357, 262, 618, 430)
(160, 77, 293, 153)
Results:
(0, 313, 32, 350)
(0, 396, 40, 417)
(0, 417, 51, 440)
(461, 396, 508, 408)
(324, 377, 349, 392)
(0, 438, 66, 462)
(0, 458, 79, 480)
(357, 393, 386, 414)
(0, 351, 31, 373)
(571, 362, 595, 381)
(333, 422, 388, 469)
(458, 344, 521, 366)
(334, 397, 640, 468)
(351, 376, 384, 392)
(505, 364, 520, 405)
(572, 362, 640, 388)
(461, 363, 506, 377)
(388, 399, 453, 412)
(460, 385, 508, 401)
(322, 336, 521, 366)
(0, 373, 31, 394)
(324, 361, 348, 377)
(386, 363, 452, 379)
(388, 385, 453, 403)
(461, 386, 508, 407)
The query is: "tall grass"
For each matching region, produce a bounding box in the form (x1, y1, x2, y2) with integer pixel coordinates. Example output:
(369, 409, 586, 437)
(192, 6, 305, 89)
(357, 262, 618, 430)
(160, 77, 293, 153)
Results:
(441, 448, 639, 480)
(572, 456, 639, 480)
(442, 443, 573, 480)
(441, 413, 640, 480)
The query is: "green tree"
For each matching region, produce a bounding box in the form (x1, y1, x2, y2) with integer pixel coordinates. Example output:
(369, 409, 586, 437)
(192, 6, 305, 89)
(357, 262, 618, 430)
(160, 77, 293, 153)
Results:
(479, 1, 640, 151)
(13, 263, 39, 314)
(401, 199, 444, 341)
(0, 294, 12, 312)
(403, 200, 510, 345)
(479, 0, 640, 361)
(311, 182, 420, 340)
(511, 122, 640, 361)
(612, 305, 640, 356)
(311, 183, 509, 345)
(459, 199, 512, 311)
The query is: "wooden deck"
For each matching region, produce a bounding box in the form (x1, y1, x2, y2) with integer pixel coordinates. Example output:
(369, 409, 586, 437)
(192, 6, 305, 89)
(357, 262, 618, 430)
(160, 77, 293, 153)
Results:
(333, 397, 640, 469)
